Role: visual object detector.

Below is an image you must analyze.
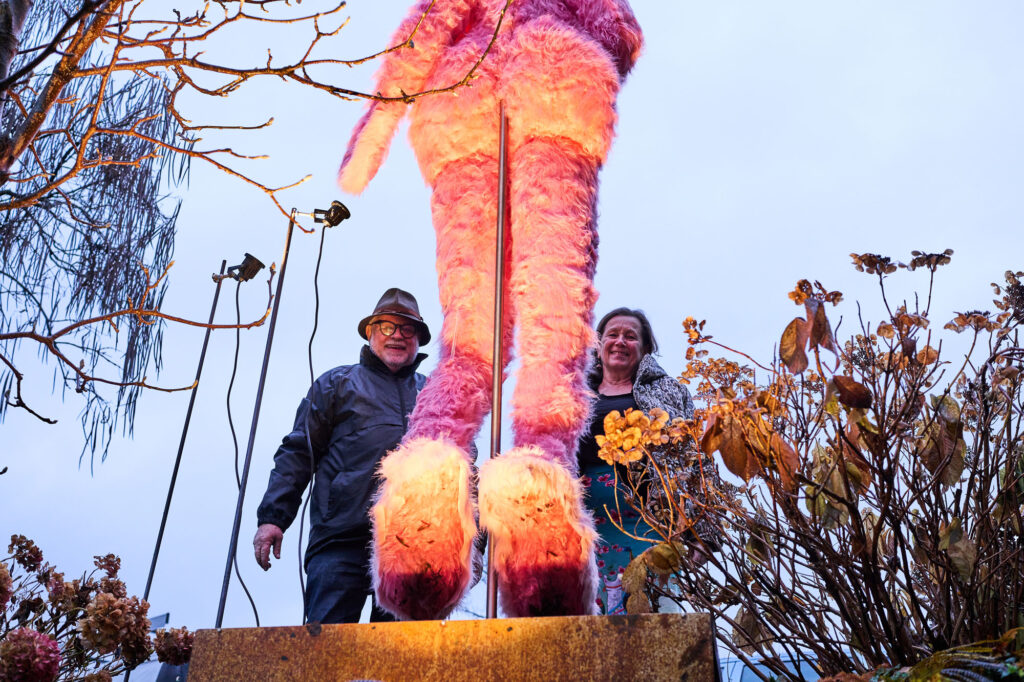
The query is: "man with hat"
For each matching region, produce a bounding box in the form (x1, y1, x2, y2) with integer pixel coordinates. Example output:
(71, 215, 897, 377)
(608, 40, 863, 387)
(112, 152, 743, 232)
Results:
(253, 287, 430, 624)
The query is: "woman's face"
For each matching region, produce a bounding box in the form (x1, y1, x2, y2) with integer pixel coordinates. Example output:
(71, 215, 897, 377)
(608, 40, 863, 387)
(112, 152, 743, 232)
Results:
(600, 315, 644, 378)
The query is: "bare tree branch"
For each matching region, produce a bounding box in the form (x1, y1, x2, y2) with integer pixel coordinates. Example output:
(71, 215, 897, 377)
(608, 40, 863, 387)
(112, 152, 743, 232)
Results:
(2, 0, 503, 459)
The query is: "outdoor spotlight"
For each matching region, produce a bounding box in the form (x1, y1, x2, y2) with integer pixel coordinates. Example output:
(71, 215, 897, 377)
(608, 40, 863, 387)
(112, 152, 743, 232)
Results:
(215, 253, 265, 283)
(313, 200, 351, 227)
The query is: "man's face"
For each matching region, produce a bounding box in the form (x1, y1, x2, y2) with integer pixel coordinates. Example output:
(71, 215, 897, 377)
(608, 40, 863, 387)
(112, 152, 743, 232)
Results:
(367, 314, 420, 373)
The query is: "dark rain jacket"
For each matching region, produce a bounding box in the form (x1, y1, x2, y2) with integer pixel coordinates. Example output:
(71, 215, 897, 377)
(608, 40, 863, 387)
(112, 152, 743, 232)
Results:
(256, 345, 426, 565)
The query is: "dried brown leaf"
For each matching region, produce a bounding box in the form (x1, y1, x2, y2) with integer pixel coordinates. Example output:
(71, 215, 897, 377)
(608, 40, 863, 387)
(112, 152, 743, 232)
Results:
(646, 542, 685, 576)
(902, 336, 918, 358)
(780, 317, 810, 373)
(806, 300, 837, 354)
(626, 592, 653, 615)
(621, 555, 647, 595)
(716, 414, 761, 482)
(931, 395, 961, 424)
(920, 420, 966, 486)
(768, 433, 800, 491)
(839, 423, 872, 494)
(947, 535, 977, 580)
(747, 418, 800, 491)
(732, 607, 765, 655)
(700, 412, 722, 456)
(833, 375, 872, 409)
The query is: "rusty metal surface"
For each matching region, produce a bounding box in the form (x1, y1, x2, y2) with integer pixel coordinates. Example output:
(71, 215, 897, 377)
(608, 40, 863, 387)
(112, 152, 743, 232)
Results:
(190, 612, 718, 681)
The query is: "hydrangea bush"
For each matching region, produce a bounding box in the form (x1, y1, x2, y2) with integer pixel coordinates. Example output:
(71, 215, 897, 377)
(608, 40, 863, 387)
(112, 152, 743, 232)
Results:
(600, 252, 1024, 680)
(1, 536, 194, 681)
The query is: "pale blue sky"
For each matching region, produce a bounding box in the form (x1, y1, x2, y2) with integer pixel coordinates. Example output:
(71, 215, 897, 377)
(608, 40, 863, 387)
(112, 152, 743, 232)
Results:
(3, 1, 1023, 629)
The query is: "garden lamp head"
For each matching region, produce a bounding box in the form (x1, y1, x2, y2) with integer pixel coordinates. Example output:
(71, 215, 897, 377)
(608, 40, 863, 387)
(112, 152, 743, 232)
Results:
(314, 200, 351, 227)
(222, 253, 265, 282)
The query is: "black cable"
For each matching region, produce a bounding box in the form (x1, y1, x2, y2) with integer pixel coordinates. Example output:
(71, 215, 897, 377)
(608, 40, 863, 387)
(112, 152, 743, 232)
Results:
(214, 218, 296, 628)
(307, 226, 327, 386)
(225, 278, 260, 626)
(297, 224, 329, 623)
(232, 554, 260, 627)
(227, 282, 242, 489)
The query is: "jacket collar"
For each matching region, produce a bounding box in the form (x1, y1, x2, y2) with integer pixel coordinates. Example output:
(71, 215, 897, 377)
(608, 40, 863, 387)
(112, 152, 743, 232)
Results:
(360, 345, 427, 378)
(634, 354, 669, 387)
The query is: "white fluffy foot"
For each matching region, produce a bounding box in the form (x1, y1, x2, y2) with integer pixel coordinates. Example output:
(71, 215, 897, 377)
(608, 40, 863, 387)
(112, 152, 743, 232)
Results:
(479, 446, 598, 617)
(371, 437, 477, 620)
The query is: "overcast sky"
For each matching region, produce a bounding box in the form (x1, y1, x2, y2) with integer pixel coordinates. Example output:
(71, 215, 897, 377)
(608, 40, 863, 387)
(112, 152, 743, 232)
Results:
(4, 0, 1024, 631)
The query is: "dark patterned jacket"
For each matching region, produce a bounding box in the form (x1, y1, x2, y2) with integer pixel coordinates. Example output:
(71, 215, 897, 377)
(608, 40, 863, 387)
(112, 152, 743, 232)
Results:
(633, 354, 695, 420)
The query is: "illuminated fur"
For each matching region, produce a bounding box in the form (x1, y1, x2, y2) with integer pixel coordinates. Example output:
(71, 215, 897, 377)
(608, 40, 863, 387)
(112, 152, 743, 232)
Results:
(403, 154, 514, 451)
(339, 0, 641, 194)
(371, 438, 477, 621)
(342, 0, 641, 619)
(508, 138, 600, 471)
(478, 447, 598, 616)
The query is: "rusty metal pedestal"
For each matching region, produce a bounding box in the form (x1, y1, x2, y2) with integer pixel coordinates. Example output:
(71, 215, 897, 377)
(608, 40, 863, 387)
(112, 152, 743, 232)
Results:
(189, 612, 719, 681)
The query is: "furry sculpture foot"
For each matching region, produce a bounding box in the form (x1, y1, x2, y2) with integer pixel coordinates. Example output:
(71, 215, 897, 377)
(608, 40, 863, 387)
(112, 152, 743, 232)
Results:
(478, 446, 598, 617)
(371, 437, 477, 620)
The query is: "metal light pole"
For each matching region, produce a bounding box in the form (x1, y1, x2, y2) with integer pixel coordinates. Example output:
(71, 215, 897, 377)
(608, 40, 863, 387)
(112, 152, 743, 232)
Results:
(212, 201, 349, 628)
(142, 261, 228, 605)
(215, 212, 298, 628)
(487, 102, 510, 620)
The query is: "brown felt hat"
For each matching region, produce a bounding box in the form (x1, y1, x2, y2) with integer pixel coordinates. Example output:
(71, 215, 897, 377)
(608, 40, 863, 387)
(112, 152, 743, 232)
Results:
(357, 287, 431, 344)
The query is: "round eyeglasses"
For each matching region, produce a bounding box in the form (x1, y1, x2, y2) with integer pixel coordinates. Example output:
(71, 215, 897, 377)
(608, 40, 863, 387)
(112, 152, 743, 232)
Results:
(370, 320, 418, 339)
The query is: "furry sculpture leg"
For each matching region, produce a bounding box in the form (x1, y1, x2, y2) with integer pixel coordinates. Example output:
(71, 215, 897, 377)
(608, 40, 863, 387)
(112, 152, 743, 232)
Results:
(370, 156, 512, 621)
(339, 0, 642, 620)
(478, 138, 603, 616)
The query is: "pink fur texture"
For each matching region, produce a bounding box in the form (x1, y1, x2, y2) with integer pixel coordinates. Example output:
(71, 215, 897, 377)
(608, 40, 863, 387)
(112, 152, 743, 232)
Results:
(339, 0, 483, 193)
(404, 155, 515, 450)
(478, 446, 598, 617)
(339, 0, 641, 189)
(508, 139, 600, 471)
(371, 437, 478, 620)
(338, 101, 405, 195)
(340, 0, 642, 620)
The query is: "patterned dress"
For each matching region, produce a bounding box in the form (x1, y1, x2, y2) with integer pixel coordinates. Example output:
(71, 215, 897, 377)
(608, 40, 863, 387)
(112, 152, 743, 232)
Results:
(578, 355, 696, 614)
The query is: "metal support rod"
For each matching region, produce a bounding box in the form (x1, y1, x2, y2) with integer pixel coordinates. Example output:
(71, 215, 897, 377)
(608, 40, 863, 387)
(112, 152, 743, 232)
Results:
(143, 260, 227, 603)
(486, 102, 509, 620)
(215, 211, 298, 628)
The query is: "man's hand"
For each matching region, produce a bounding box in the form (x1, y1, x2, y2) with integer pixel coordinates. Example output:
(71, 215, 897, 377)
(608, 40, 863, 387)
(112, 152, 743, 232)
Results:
(254, 523, 283, 570)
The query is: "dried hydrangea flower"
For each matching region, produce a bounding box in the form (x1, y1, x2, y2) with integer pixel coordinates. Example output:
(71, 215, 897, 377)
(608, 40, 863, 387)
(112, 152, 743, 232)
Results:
(44, 571, 65, 601)
(154, 627, 194, 666)
(93, 555, 120, 578)
(0, 628, 61, 682)
(81, 672, 114, 682)
(0, 562, 12, 609)
(77, 592, 151, 664)
(98, 577, 127, 599)
(8, 535, 44, 573)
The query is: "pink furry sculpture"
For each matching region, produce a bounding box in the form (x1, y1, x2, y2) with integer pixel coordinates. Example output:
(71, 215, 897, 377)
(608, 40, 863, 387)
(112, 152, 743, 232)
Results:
(339, 0, 642, 620)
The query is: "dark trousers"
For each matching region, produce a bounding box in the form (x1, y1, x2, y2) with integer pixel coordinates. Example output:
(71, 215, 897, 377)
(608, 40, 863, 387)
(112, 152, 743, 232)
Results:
(304, 538, 396, 624)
